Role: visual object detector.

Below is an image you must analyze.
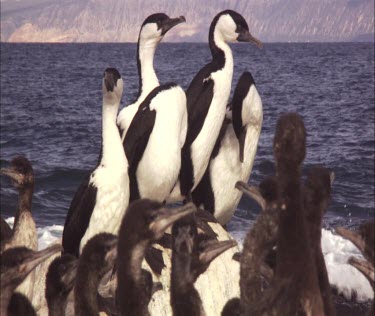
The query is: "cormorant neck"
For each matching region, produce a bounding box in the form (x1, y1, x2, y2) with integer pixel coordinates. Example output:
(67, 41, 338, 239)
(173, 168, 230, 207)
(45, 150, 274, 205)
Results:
(117, 237, 149, 315)
(74, 265, 101, 316)
(1, 289, 12, 316)
(19, 185, 33, 212)
(48, 295, 67, 316)
(209, 27, 232, 64)
(136, 36, 160, 102)
(15, 184, 33, 225)
(171, 253, 203, 316)
(119, 237, 148, 284)
(101, 102, 126, 166)
(171, 252, 192, 290)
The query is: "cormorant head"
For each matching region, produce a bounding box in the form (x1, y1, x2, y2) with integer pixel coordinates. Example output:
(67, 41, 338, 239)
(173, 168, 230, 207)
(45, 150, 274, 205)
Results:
(210, 10, 262, 47)
(103, 68, 123, 105)
(172, 214, 237, 281)
(192, 234, 237, 281)
(120, 199, 196, 243)
(139, 13, 186, 44)
(273, 112, 306, 170)
(0, 155, 34, 190)
(232, 71, 262, 162)
(172, 213, 197, 257)
(46, 254, 78, 302)
(1, 244, 62, 291)
(79, 233, 117, 278)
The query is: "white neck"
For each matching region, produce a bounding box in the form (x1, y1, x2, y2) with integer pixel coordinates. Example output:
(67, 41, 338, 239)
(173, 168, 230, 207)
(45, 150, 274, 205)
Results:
(138, 39, 160, 101)
(213, 31, 234, 72)
(101, 102, 127, 167)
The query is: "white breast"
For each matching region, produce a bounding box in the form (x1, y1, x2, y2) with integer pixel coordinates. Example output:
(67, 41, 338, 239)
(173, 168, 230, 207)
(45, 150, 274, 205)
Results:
(211, 111, 262, 226)
(79, 165, 129, 253)
(117, 103, 140, 141)
(137, 86, 187, 202)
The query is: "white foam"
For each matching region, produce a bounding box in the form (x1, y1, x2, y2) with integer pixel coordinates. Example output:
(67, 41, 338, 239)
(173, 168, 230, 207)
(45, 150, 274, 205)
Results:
(5, 217, 63, 251)
(37, 225, 63, 250)
(227, 216, 374, 302)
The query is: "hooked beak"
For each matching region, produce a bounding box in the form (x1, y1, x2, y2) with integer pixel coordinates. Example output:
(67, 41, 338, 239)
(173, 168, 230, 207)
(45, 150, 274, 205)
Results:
(335, 227, 366, 255)
(348, 257, 375, 286)
(104, 71, 116, 92)
(150, 203, 196, 237)
(235, 181, 266, 210)
(19, 244, 62, 282)
(199, 239, 237, 265)
(237, 30, 263, 48)
(161, 16, 186, 35)
(330, 171, 335, 185)
(0, 167, 22, 183)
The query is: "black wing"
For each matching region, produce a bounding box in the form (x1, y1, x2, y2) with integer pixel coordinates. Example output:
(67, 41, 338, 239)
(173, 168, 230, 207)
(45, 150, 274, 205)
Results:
(179, 68, 215, 196)
(62, 174, 97, 257)
(185, 67, 215, 146)
(124, 106, 156, 202)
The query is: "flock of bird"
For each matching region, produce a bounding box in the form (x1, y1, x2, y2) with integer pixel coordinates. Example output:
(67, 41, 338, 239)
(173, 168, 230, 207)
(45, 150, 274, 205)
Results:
(0, 9, 374, 316)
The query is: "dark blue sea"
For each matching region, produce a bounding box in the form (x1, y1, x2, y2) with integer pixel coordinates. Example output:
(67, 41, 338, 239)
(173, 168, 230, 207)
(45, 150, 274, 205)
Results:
(1, 42, 373, 227)
(1, 42, 375, 308)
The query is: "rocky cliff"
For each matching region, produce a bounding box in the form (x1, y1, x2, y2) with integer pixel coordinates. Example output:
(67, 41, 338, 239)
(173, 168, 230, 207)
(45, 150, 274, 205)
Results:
(0, 0, 374, 42)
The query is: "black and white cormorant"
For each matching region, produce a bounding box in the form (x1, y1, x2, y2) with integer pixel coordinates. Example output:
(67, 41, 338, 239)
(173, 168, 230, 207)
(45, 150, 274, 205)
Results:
(124, 83, 187, 202)
(117, 13, 186, 139)
(116, 199, 196, 316)
(74, 233, 118, 316)
(0, 155, 38, 301)
(62, 68, 129, 257)
(192, 71, 263, 225)
(167, 10, 262, 203)
(45, 254, 78, 316)
(0, 244, 62, 315)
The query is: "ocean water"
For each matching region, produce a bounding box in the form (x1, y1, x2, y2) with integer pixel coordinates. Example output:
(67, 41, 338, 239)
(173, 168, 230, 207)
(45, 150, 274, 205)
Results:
(1, 43, 374, 304)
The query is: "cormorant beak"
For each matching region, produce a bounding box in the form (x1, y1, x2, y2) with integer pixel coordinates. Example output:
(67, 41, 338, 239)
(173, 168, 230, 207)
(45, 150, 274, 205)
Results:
(348, 257, 375, 286)
(235, 181, 266, 210)
(335, 227, 366, 255)
(61, 259, 79, 289)
(330, 171, 335, 185)
(161, 16, 186, 36)
(0, 167, 22, 183)
(237, 30, 263, 48)
(5, 244, 62, 287)
(150, 203, 196, 237)
(198, 239, 237, 265)
(104, 71, 116, 92)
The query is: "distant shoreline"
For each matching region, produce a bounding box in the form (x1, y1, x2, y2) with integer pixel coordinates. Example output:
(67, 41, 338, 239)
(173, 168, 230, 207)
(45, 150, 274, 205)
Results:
(1, 41, 374, 44)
